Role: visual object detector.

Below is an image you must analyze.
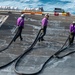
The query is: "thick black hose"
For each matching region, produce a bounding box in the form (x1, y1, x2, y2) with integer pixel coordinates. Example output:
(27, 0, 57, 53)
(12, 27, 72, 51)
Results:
(32, 35, 70, 75)
(0, 55, 21, 69)
(54, 35, 70, 56)
(0, 29, 42, 69)
(56, 49, 75, 59)
(0, 39, 13, 52)
(14, 33, 70, 75)
(0, 27, 19, 52)
(0, 28, 71, 75)
(14, 29, 42, 74)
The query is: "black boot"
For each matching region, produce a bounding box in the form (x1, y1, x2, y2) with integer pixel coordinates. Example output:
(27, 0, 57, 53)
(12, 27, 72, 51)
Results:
(38, 38, 41, 42)
(41, 38, 45, 41)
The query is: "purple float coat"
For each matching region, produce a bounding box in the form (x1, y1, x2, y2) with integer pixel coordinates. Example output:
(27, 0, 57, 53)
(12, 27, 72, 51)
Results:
(70, 24, 75, 33)
(17, 17, 24, 27)
(42, 18, 48, 27)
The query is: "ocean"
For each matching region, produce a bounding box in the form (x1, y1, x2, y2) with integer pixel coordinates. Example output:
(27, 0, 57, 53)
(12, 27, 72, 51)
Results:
(0, 0, 75, 14)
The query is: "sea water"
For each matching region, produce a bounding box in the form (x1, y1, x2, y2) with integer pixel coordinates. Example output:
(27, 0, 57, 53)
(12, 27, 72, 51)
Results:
(0, 0, 75, 14)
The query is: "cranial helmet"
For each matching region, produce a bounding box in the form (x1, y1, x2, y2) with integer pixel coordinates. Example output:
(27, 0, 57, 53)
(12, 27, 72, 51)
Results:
(45, 14, 49, 17)
(21, 14, 25, 18)
(73, 21, 75, 24)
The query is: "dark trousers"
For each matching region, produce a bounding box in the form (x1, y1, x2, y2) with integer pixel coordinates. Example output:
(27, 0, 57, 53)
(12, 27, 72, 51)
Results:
(14, 26, 23, 42)
(69, 32, 75, 45)
(39, 26, 47, 41)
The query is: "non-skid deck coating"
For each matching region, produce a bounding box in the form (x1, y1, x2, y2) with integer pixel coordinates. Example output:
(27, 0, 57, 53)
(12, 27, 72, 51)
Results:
(0, 12, 75, 75)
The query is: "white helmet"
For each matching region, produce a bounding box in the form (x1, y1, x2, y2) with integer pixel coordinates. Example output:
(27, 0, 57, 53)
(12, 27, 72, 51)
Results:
(21, 14, 25, 18)
(45, 14, 49, 17)
(73, 21, 75, 24)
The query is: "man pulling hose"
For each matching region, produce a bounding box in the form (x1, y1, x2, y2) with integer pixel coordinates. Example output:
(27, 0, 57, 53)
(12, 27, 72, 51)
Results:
(69, 21, 75, 45)
(39, 14, 49, 42)
(14, 14, 25, 42)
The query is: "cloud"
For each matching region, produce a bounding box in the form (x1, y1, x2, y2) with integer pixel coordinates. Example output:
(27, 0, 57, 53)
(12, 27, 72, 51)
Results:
(19, 0, 39, 2)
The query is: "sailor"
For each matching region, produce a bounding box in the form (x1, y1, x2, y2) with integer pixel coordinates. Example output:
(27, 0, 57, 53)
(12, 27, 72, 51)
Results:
(39, 14, 49, 41)
(69, 21, 75, 45)
(14, 14, 25, 42)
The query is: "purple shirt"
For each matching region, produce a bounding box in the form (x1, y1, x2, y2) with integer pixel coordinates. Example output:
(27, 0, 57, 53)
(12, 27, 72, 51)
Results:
(42, 18, 48, 26)
(70, 24, 75, 33)
(17, 17, 24, 27)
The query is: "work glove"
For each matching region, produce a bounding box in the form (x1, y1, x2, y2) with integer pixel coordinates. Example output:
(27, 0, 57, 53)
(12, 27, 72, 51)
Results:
(69, 34, 72, 38)
(41, 29, 44, 33)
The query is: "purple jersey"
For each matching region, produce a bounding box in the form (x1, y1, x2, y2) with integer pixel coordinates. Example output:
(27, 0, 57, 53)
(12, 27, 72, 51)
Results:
(70, 24, 75, 33)
(42, 18, 48, 26)
(17, 17, 24, 27)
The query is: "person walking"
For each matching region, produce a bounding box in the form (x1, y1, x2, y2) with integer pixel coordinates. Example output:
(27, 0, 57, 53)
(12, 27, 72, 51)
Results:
(39, 14, 49, 42)
(14, 14, 25, 42)
(69, 21, 75, 45)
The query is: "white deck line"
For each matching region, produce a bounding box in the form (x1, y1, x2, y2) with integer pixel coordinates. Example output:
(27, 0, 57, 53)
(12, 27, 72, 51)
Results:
(0, 15, 9, 27)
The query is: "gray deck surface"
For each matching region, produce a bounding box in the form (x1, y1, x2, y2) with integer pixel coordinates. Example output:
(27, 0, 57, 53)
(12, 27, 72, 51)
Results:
(0, 12, 75, 75)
